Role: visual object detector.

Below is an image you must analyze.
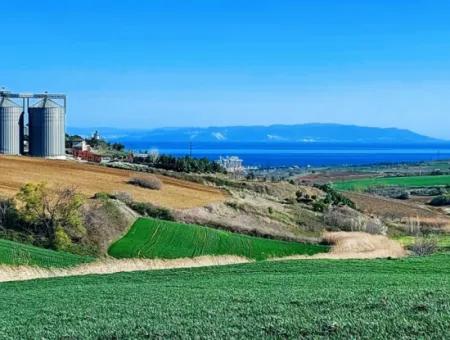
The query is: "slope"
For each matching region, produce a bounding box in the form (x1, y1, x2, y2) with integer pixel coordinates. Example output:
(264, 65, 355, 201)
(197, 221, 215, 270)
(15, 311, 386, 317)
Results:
(0, 239, 93, 268)
(0, 254, 449, 338)
(108, 218, 328, 260)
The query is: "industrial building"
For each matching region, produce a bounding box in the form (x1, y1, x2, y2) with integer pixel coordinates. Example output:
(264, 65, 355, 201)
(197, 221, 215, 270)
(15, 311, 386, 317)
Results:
(0, 90, 66, 159)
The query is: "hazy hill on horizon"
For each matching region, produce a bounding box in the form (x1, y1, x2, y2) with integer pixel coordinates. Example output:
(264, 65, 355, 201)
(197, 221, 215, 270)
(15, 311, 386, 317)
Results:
(68, 123, 445, 144)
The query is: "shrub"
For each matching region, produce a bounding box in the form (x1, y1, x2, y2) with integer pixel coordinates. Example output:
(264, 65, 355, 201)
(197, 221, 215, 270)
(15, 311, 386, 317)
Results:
(324, 206, 387, 235)
(429, 194, 450, 206)
(127, 201, 174, 221)
(314, 184, 356, 209)
(112, 191, 133, 203)
(54, 226, 72, 251)
(410, 236, 438, 256)
(313, 200, 328, 212)
(129, 176, 162, 190)
(0, 196, 19, 228)
(93, 192, 111, 200)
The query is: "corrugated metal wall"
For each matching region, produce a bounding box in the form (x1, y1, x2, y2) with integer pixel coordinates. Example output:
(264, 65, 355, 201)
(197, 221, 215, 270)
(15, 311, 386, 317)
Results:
(0, 98, 23, 155)
(29, 98, 65, 158)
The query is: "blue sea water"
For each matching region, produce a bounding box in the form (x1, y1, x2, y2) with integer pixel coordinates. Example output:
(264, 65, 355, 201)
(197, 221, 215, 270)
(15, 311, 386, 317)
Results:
(124, 142, 450, 168)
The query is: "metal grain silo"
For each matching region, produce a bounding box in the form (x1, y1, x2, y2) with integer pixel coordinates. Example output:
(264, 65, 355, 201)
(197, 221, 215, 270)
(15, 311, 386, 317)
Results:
(29, 98, 65, 158)
(0, 96, 23, 155)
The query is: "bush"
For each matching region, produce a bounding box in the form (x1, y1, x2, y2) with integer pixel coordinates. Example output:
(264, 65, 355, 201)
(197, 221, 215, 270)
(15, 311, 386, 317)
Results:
(429, 194, 450, 206)
(127, 201, 174, 221)
(324, 206, 387, 234)
(314, 184, 356, 209)
(112, 191, 133, 203)
(410, 236, 438, 256)
(129, 176, 162, 190)
(54, 227, 72, 251)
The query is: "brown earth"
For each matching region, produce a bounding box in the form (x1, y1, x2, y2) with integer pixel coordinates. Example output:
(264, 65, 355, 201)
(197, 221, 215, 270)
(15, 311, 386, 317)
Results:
(344, 191, 450, 231)
(0, 156, 226, 209)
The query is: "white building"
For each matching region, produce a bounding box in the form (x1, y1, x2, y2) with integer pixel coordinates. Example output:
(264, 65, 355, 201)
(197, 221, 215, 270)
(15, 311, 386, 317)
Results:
(218, 156, 244, 173)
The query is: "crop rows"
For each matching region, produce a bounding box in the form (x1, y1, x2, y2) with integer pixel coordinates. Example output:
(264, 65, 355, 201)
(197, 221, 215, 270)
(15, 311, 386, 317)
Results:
(0, 239, 93, 268)
(108, 218, 328, 260)
(0, 254, 449, 338)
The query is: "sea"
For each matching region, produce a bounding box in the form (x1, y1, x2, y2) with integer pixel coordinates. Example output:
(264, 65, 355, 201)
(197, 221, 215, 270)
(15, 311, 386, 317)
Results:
(123, 141, 450, 168)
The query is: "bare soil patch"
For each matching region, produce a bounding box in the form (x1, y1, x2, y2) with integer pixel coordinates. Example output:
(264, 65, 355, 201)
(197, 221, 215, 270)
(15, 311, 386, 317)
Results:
(344, 191, 450, 231)
(0, 156, 225, 209)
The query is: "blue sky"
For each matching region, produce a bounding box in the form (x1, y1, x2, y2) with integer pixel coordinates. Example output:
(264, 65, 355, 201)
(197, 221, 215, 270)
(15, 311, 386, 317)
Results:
(2, 0, 450, 139)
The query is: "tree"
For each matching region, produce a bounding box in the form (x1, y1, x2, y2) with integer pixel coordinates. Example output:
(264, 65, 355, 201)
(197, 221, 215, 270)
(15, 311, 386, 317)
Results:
(16, 183, 85, 249)
(0, 196, 17, 227)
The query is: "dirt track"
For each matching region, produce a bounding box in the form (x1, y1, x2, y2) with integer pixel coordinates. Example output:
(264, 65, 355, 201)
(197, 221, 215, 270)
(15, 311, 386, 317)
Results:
(0, 156, 225, 209)
(0, 232, 406, 283)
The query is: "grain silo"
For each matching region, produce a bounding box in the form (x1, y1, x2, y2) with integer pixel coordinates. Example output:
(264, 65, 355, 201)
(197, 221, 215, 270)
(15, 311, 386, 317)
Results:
(0, 96, 24, 155)
(28, 97, 65, 158)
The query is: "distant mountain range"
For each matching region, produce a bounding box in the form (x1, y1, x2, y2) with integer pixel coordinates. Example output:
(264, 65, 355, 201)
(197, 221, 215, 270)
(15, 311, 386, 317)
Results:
(68, 123, 445, 144)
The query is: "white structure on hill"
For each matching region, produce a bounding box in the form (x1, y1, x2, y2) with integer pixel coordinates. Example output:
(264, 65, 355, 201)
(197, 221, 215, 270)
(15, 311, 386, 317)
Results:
(218, 156, 244, 173)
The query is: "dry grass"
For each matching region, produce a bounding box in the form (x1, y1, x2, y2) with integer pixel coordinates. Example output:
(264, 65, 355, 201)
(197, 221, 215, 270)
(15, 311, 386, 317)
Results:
(0, 255, 251, 283)
(275, 232, 406, 260)
(344, 191, 450, 231)
(0, 156, 226, 209)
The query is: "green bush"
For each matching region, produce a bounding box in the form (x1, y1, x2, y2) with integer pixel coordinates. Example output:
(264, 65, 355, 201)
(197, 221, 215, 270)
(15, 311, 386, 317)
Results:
(127, 202, 174, 221)
(314, 184, 356, 209)
(429, 194, 450, 206)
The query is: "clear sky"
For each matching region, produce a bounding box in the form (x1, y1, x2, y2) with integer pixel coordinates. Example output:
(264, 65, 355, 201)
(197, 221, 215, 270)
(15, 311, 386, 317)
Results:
(2, 0, 450, 139)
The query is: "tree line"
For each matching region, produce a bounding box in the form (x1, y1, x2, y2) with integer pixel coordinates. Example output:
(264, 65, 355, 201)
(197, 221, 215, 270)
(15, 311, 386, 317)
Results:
(133, 154, 225, 173)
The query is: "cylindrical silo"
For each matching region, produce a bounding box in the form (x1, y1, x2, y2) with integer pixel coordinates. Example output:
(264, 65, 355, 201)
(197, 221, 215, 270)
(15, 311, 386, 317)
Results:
(0, 96, 23, 155)
(29, 98, 65, 158)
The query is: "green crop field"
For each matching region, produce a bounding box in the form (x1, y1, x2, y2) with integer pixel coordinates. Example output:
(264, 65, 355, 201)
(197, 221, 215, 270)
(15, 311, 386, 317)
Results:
(333, 174, 450, 191)
(0, 254, 449, 338)
(0, 239, 93, 268)
(108, 218, 328, 260)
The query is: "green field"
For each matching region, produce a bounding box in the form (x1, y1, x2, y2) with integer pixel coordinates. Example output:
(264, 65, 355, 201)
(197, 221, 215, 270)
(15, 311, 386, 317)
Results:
(1, 254, 449, 338)
(109, 218, 328, 260)
(395, 235, 450, 250)
(0, 239, 93, 268)
(333, 174, 450, 191)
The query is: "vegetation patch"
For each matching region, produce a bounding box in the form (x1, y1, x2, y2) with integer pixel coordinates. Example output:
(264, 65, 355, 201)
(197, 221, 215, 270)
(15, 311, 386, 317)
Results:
(108, 218, 328, 260)
(0, 239, 93, 268)
(128, 176, 162, 190)
(429, 193, 450, 206)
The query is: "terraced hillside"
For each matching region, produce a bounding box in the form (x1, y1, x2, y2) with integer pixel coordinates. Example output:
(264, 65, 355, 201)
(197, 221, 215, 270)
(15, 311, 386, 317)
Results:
(109, 218, 328, 260)
(333, 174, 450, 191)
(0, 239, 93, 268)
(1, 254, 449, 338)
(0, 156, 225, 209)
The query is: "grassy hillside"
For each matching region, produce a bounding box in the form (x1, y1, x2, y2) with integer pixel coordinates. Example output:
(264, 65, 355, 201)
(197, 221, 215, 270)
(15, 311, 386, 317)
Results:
(108, 218, 328, 260)
(333, 174, 450, 191)
(1, 254, 449, 338)
(0, 239, 93, 268)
